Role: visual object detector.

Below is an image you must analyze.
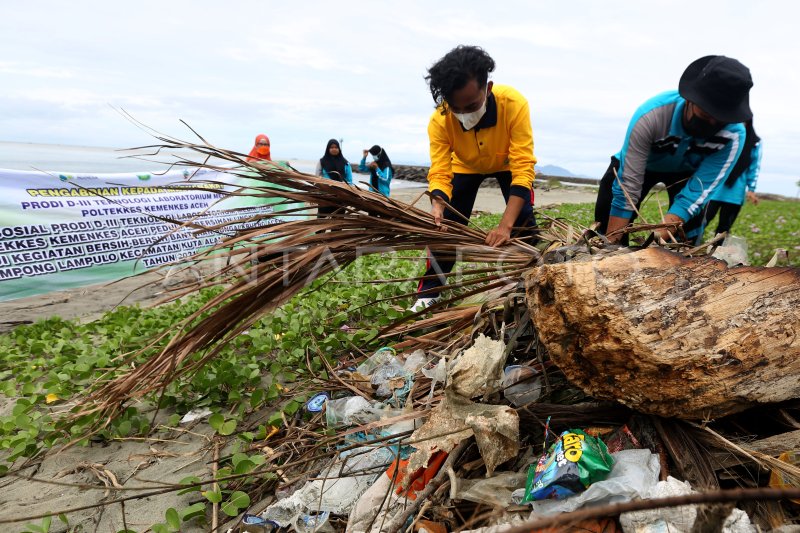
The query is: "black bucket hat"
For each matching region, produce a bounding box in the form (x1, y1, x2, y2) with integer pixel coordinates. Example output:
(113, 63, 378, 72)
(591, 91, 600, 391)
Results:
(678, 55, 753, 123)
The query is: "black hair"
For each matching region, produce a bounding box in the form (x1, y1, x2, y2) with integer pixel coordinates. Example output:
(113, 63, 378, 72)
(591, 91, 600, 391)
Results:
(367, 145, 393, 174)
(425, 45, 495, 114)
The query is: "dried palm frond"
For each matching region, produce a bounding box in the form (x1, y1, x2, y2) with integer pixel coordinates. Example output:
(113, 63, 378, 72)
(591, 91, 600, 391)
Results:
(69, 130, 553, 424)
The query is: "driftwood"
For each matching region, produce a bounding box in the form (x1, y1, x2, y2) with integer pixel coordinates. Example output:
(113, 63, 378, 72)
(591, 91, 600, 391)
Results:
(525, 247, 800, 419)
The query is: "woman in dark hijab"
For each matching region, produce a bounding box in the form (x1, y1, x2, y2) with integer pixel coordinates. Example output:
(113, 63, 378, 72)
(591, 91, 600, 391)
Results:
(316, 139, 353, 218)
(316, 139, 353, 184)
(358, 144, 394, 197)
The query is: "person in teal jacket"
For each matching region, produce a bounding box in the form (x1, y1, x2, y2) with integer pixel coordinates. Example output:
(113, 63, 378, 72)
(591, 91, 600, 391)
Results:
(316, 139, 353, 218)
(358, 145, 393, 197)
(703, 120, 762, 234)
(595, 55, 753, 244)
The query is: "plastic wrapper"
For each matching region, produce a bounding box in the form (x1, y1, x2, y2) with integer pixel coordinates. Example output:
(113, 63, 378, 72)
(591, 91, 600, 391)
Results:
(522, 429, 614, 502)
(769, 451, 800, 504)
(604, 424, 642, 453)
(370, 364, 413, 404)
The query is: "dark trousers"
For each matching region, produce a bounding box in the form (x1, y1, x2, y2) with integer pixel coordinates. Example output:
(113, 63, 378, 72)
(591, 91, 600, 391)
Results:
(704, 200, 742, 235)
(594, 157, 702, 244)
(418, 171, 537, 295)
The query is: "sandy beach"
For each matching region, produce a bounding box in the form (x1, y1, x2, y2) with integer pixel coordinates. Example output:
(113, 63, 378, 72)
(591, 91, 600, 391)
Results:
(389, 183, 598, 212)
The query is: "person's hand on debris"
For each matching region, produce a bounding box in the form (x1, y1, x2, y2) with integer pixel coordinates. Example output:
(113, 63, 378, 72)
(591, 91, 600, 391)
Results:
(605, 215, 629, 244)
(746, 191, 759, 205)
(431, 196, 447, 230)
(485, 223, 513, 247)
(485, 195, 525, 247)
(655, 213, 684, 242)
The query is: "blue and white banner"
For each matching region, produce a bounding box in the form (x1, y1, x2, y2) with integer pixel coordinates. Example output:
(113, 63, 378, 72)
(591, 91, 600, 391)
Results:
(0, 167, 288, 302)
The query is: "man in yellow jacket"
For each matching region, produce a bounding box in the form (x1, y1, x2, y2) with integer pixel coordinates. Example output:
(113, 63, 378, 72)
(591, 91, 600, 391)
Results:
(412, 45, 538, 312)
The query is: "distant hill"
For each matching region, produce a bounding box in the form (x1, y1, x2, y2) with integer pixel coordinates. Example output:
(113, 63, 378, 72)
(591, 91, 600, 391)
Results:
(535, 164, 581, 177)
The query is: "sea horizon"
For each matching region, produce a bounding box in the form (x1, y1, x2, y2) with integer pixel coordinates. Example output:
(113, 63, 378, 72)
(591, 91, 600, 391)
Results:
(0, 140, 427, 190)
(1, 140, 796, 197)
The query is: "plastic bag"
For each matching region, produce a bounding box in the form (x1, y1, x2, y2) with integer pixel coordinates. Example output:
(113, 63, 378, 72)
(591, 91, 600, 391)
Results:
(530, 449, 659, 515)
(402, 349, 429, 373)
(619, 476, 756, 533)
(711, 234, 749, 266)
(452, 471, 527, 507)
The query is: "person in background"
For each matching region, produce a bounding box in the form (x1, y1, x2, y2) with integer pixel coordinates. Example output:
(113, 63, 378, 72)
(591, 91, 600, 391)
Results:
(594, 55, 753, 245)
(703, 120, 762, 235)
(316, 138, 353, 217)
(411, 44, 538, 312)
(358, 145, 393, 197)
(247, 134, 271, 162)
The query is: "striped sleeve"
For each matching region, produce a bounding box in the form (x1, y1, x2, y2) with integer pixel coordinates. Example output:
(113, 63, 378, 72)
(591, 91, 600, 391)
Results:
(669, 128, 745, 221)
(610, 108, 669, 218)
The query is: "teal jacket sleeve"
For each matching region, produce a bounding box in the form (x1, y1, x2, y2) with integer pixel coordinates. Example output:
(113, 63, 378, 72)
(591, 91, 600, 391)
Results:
(358, 156, 369, 172)
(668, 126, 746, 222)
(345, 164, 353, 185)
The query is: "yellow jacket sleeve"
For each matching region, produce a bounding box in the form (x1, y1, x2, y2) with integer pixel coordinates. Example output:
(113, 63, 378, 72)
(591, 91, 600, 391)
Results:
(507, 100, 536, 192)
(427, 115, 455, 200)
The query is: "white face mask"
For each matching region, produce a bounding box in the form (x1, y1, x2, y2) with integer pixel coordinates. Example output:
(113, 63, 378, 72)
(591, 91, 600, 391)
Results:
(372, 152, 380, 161)
(452, 94, 488, 130)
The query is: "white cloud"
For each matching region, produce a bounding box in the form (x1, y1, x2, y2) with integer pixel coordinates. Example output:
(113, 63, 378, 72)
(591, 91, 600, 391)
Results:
(0, 0, 799, 195)
(0, 61, 74, 78)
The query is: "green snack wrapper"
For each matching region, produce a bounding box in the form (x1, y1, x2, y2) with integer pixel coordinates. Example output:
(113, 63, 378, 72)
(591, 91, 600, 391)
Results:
(523, 429, 614, 502)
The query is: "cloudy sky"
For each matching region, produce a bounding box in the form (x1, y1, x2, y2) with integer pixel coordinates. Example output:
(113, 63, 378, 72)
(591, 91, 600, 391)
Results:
(1, 1, 799, 194)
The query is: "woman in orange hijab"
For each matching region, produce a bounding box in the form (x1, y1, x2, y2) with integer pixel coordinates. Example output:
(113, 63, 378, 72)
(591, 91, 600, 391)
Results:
(247, 134, 271, 161)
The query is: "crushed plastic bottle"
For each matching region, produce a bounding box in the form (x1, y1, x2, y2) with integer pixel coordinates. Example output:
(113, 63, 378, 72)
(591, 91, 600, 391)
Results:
(325, 396, 372, 427)
(356, 347, 398, 375)
(711, 234, 749, 266)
